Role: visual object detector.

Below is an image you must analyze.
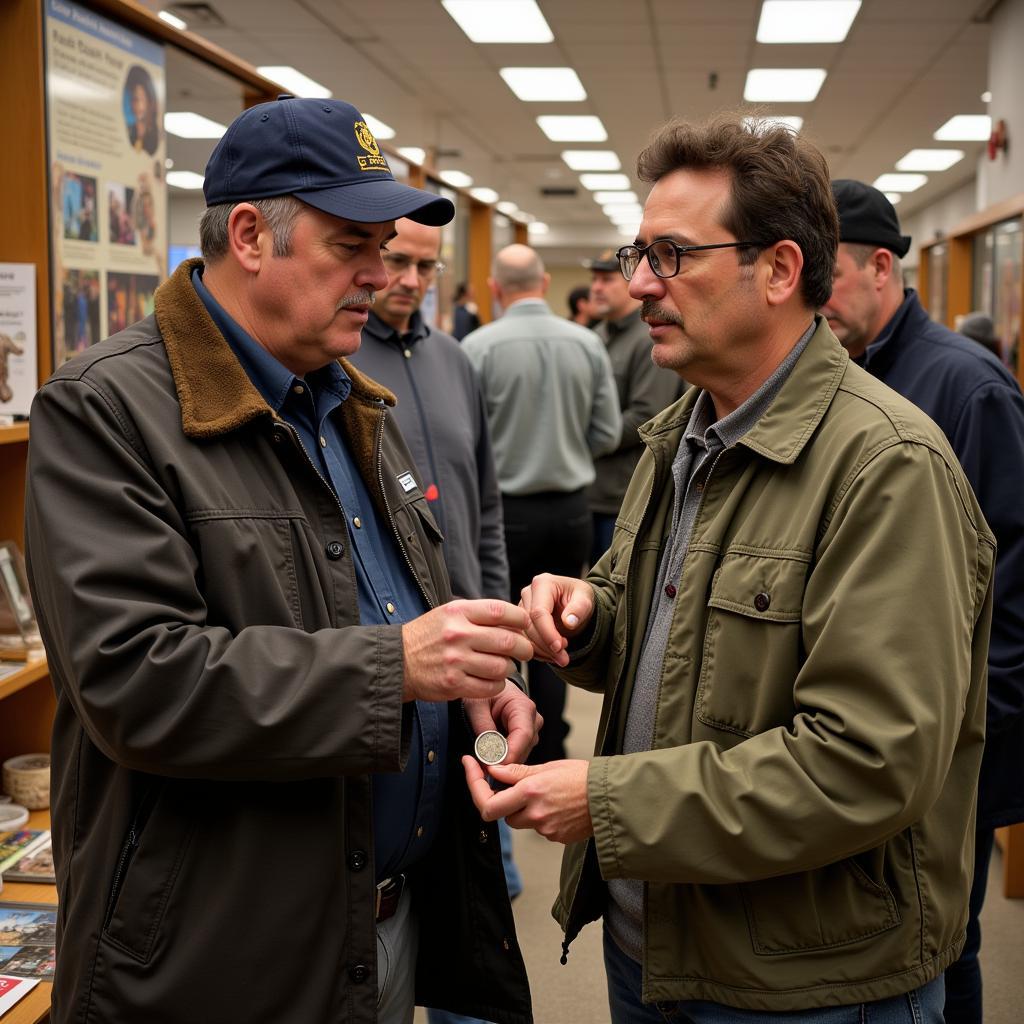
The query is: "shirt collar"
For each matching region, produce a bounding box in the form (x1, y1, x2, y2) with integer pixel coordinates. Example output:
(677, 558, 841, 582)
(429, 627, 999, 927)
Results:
(364, 308, 429, 347)
(604, 307, 642, 335)
(191, 266, 352, 411)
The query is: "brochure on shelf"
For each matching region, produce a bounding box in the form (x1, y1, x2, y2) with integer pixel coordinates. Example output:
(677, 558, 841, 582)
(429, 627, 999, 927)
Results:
(0, 264, 37, 420)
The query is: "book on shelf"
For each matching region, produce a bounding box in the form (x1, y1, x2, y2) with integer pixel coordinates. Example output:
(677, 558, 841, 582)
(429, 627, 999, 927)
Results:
(1, 833, 53, 884)
(0, 902, 56, 979)
(0, 830, 50, 875)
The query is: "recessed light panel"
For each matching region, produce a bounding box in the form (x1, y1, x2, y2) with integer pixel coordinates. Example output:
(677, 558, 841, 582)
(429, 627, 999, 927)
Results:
(166, 170, 205, 189)
(496, 201, 520, 215)
(537, 116, 607, 142)
(895, 149, 964, 172)
(362, 114, 395, 140)
(500, 68, 586, 102)
(756, 1, 861, 43)
(594, 191, 638, 205)
(442, 0, 553, 43)
(470, 187, 500, 203)
(873, 173, 928, 193)
(257, 66, 331, 99)
(561, 150, 621, 171)
(934, 115, 992, 141)
(580, 173, 631, 191)
(884, 192, 902, 205)
(439, 170, 474, 188)
(743, 69, 827, 102)
(158, 10, 187, 30)
(527, 221, 550, 234)
(397, 147, 426, 165)
(164, 112, 227, 139)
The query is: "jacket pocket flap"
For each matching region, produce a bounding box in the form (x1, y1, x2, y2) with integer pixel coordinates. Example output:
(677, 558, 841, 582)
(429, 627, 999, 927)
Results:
(707, 551, 808, 623)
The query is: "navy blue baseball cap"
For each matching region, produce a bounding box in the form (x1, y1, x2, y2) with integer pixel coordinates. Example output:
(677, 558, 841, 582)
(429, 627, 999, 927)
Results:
(203, 95, 454, 226)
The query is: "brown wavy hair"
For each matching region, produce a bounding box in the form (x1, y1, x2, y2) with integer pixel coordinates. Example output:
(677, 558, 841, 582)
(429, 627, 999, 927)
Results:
(636, 114, 838, 309)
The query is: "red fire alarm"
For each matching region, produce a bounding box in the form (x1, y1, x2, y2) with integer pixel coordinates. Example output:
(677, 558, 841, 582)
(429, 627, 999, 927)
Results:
(988, 119, 1008, 160)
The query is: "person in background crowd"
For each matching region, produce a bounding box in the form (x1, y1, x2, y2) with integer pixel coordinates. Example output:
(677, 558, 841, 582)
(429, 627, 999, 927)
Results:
(463, 244, 620, 765)
(452, 281, 481, 340)
(25, 95, 538, 1024)
(567, 284, 597, 327)
(466, 114, 994, 1024)
(825, 179, 1024, 1024)
(956, 310, 1003, 358)
(586, 250, 684, 567)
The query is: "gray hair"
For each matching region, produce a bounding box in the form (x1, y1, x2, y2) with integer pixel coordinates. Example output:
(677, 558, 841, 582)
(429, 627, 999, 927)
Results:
(492, 243, 546, 293)
(199, 195, 306, 262)
(846, 242, 903, 284)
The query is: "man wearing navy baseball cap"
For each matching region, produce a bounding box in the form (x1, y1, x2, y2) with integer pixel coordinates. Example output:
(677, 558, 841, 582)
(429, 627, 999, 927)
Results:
(825, 179, 1024, 1024)
(25, 95, 537, 1024)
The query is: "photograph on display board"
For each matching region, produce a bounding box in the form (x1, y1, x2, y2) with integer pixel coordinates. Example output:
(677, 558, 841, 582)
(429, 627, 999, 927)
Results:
(107, 182, 137, 246)
(60, 172, 98, 242)
(58, 268, 101, 356)
(107, 272, 159, 336)
(123, 64, 160, 157)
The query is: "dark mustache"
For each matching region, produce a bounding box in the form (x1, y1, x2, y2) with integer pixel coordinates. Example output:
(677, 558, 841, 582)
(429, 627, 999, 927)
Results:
(641, 300, 682, 326)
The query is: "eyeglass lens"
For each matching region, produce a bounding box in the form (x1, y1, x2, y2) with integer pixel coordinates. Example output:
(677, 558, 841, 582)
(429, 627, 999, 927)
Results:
(384, 254, 440, 278)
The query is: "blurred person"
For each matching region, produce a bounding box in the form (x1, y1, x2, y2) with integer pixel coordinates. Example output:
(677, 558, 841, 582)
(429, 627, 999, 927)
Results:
(463, 245, 620, 765)
(567, 284, 596, 327)
(826, 179, 1024, 1024)
(452, 281, 481, 340)
(467, 115, 995, 1024)
(957, 310, 1002, 358)
(26, 95, 537, 1024)
(586, 251, 683, 566)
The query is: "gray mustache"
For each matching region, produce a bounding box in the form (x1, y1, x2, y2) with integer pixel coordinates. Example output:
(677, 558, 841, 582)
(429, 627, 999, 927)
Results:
(337, 290, 376, 311)
(641, 300, 682, 326)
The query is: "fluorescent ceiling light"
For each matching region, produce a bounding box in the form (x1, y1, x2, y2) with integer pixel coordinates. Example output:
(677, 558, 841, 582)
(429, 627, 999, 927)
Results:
(361, 113, 395, 140)
(743, 114, 804, 133)
(934, 115, 991, 141)
(594, 190, 638, 205)
(756, 1, 860, 43)
(442, 0, 553, 43)
(884, 192, 902, 205)
(257, 66, 331, 99)
(981, 91, 992, 104)
(744, 68, 827, 102)
(167, 170, 205, 190)
(164, 112, 227, 139)
(895, 149, 964, 172)
(618, 223, 641, 236)
(873, 173, 928, 193)
(604, 204, 643, 219)
(470, 187, 500, 203)
(397, 147, 426, 165)
(527, 221, 550, 234)
(536, 116, 607, 142)
(500, 68, 586, 102)
(580, 173, 631, 191)
(561, 150, 620, 171)
(158, 10, 187, 30)
(439, 169, 474, 188)
(496, 200, 520, 215)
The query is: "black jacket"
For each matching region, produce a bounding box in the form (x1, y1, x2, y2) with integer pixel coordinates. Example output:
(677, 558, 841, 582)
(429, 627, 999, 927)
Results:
(861, 289, 1024, 829)
(25, 260, 532, 1024)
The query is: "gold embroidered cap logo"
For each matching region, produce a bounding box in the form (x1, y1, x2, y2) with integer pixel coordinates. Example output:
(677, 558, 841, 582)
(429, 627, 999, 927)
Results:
(354, 120, 390, 173)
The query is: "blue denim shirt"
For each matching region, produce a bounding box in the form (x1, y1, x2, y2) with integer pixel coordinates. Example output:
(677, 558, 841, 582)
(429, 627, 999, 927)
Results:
(192, 268, 447, 880)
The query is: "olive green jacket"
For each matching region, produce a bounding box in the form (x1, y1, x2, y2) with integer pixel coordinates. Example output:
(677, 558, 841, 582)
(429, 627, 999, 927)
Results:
(554, 319, 995, 1011)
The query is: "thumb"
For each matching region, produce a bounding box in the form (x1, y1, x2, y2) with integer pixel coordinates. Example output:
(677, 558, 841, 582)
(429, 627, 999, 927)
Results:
(560, 590, 593, 632)
(487, 761, 537, 784)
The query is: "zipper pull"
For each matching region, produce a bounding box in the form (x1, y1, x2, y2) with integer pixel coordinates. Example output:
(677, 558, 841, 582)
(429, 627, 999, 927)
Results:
(560, 939, 570, 966)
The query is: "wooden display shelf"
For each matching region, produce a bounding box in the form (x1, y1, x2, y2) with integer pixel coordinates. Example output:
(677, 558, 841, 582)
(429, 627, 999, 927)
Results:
(1, 810, 54, 1024)
(0, 660, 47, 704)
(0, 425, 28, 446)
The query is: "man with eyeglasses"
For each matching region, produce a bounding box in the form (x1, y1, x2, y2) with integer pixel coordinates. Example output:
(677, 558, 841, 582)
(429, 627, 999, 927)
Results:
(465, 115, 994, 1024)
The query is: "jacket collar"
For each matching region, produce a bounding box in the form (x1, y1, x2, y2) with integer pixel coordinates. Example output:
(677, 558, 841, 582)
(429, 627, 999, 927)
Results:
(860, 289, 925, 375)
(500, 297, 552, 318)
(154, 258, 396, 441)
(363, 308, 430, 348)
(639, 315, 848, 466)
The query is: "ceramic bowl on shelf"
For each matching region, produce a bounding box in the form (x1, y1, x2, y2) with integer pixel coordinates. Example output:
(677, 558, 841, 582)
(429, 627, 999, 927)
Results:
(2, 752, 51, 810)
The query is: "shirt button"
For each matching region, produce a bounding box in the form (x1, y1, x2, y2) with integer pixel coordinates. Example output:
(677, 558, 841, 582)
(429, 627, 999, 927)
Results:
(403, 349, 412, 359)
(347, 850, 367, 871)
(416, 825, 424, 838)
(665, 583, 677, 598)
(754, 592, 771, 612)
(427, 750, 436, 763)
(353, 516, 362, 529)
(292, 384, 304, 395)
(319, 435, 327, 447)
(349, 964, 370, 984)
(386, 602, 396, 614)
(326, 541, 344, 560)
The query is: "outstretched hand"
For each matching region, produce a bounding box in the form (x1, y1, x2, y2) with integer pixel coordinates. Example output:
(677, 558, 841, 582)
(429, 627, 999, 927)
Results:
(519, 573, 595, 667)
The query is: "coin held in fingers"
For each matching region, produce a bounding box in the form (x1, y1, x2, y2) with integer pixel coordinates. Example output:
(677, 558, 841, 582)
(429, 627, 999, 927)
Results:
(474, 730, 509, 766)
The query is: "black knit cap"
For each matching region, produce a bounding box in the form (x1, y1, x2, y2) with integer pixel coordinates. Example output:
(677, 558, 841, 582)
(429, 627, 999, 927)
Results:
(831, 179, 912, 258)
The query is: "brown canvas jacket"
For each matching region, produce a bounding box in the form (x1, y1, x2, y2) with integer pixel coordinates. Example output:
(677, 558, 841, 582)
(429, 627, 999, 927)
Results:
(25, 259, 531, 1024)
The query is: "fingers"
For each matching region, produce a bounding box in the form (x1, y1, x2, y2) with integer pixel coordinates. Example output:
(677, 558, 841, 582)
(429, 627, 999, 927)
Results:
(499, 695, 543, 764)
(458, 597, 531, 633)
(462, 756, 531, 821)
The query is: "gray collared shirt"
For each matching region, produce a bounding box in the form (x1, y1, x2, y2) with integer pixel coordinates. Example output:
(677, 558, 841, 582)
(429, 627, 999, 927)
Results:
(606, 319, 816, 961)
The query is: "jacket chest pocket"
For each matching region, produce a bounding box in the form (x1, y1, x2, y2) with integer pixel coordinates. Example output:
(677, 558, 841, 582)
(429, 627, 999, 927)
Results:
(696, 551, 809, 738)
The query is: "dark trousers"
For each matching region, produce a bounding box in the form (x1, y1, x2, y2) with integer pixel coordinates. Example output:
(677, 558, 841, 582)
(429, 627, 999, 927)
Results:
(944, 827, 996, 1024)
(502, 488, 592, 765)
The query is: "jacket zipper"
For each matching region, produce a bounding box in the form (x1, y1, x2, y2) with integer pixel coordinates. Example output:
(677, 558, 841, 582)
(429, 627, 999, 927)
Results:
(103, 785, 160, 930)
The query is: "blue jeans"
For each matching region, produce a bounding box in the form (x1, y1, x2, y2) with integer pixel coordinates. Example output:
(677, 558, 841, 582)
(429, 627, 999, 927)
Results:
(604, 928, 945, 1023)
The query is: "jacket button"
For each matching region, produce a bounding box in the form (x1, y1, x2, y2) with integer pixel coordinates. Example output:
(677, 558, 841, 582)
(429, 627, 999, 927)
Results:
(478, 828, 489, 844)
(347, 850, 367, 871)
(326, 540, 344, 560)
(754, 592, 771, 612)
(349, 964, 370, 984)
(664, 583, 677, 598)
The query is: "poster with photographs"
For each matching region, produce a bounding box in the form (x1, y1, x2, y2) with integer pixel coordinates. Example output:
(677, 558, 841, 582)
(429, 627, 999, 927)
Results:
(0, 264, 37, 419)
(0, 904, 57, 980)
(44, 0, 167, 367)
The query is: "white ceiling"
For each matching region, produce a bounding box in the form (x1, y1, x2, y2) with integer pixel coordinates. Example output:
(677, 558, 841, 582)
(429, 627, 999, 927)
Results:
(147, 0, 996, 265)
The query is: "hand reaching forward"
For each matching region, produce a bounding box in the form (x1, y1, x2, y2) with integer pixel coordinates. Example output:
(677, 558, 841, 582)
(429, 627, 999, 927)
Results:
(519, 573, 595, 667)
(462, 756, 594, 846)
(402, 599, 533, 703)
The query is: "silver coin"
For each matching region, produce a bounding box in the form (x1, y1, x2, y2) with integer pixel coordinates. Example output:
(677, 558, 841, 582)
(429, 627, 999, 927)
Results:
(474, 730, 508, 766)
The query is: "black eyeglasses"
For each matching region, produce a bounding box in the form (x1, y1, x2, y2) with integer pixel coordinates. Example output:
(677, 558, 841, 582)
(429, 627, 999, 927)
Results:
(615, 238, 759, 281)
(382, 252, 446, 280)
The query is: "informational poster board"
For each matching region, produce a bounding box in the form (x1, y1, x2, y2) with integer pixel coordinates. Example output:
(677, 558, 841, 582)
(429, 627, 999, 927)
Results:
(0, 264, 37, 419)
(44, 0, 167, 366)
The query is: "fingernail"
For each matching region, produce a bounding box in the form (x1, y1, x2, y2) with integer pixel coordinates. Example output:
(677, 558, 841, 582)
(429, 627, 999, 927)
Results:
(566, 614, 579, 627)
